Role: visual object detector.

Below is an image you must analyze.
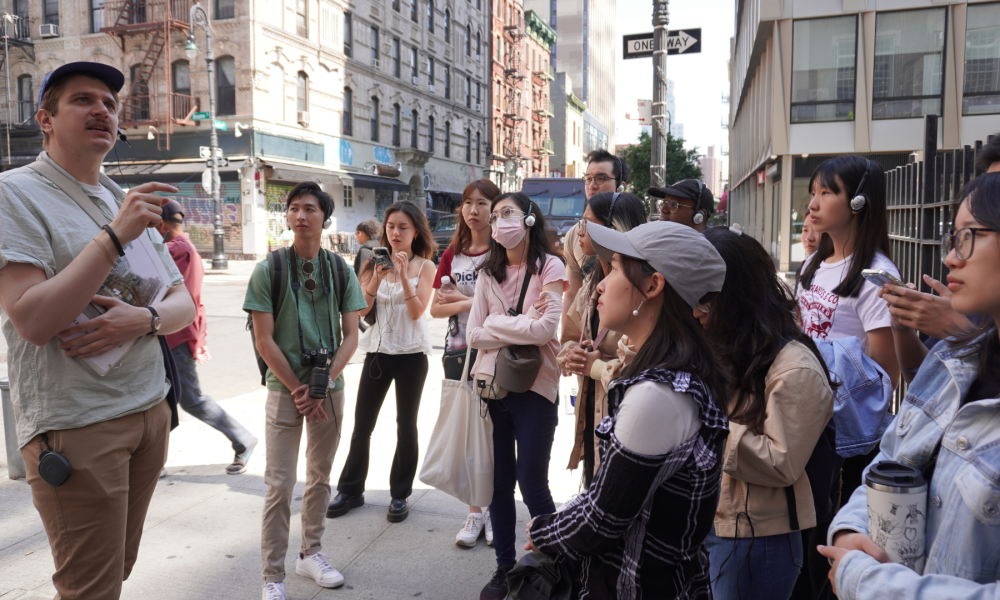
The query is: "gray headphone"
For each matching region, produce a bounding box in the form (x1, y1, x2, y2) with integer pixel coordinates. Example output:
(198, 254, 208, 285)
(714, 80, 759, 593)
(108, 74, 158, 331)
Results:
(614, 155, 625, 193)
(850, 160, 871, 212)
(692, 179, 708, 225)
(524, 200, 536, 227)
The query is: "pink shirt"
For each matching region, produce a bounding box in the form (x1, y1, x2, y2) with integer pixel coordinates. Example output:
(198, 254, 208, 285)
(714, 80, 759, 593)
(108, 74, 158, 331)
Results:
(467, 254, 568, 403)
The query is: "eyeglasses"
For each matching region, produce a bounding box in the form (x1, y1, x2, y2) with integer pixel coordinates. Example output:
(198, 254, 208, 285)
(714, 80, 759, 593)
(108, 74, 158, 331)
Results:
(659, 199, 695, 214)
(584, 174, 614, 187)
(487, 207, 525, 226)
(941, 226, 997, 263)
(301, 261, 317, 291)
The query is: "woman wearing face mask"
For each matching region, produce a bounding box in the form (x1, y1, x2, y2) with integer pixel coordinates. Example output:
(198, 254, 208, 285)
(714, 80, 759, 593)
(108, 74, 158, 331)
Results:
(558, 191, 648, 489)
(467, 192, 567, 600)
(816, 173, 1000, 600)
(525, 220, 730, 598)
(699, 226, 835, 600)
(327, 201, 437, 524)
(429, 179, 499, 547)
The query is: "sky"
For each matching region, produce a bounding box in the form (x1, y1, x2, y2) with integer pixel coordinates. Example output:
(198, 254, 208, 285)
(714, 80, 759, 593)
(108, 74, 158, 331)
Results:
(614, 0, 734, 177)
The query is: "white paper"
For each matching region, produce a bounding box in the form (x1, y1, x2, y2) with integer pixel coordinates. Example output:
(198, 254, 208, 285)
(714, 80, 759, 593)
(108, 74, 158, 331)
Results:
(60, 232, 172, 376)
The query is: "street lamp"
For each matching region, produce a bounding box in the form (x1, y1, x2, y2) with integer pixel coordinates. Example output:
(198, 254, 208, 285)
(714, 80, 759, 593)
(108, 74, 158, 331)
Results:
(187, 0, 228, 270)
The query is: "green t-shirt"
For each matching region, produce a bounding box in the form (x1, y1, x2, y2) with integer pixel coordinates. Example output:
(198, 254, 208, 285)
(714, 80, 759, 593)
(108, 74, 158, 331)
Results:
(243, 252, 368, 392)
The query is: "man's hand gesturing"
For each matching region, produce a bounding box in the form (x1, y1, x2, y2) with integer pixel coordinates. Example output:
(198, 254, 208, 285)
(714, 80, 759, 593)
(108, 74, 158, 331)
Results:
(110, 182, 178, 245)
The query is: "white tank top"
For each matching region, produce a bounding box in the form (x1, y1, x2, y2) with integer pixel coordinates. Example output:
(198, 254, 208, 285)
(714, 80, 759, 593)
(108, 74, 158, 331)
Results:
(359, 262, 432, 356)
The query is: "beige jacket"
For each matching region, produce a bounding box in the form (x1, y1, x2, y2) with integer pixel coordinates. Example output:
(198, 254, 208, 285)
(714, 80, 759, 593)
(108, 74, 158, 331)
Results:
(714, 341, 834, 537)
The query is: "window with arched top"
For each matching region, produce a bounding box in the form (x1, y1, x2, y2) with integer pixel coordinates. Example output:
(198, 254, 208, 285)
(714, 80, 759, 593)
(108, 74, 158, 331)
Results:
(411, 109, 419, 148)
(476, 31, 481, 59)
(444, 9, 450, 42)
(428, 116, 435, 153)
(343, 88, 353, 136)
(444, 121, 451, 158)
(370, 96, 380, 142)
(465, 128, 471, 162)
(216, 56, 237, 116)
(392, 103, 401, 147)
(296, 71, 309, 112)
(476, 131, 481, 164)
(466, 24, 471, 56)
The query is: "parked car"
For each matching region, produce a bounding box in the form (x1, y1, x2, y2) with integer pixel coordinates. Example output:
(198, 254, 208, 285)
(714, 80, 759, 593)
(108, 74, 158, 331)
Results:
(431, 214, 457, 262)
(520, 177, 586, 255)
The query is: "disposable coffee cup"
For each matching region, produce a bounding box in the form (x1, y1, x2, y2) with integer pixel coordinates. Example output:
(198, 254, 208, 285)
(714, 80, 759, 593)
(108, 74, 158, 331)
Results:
(865, 461, 928, 573)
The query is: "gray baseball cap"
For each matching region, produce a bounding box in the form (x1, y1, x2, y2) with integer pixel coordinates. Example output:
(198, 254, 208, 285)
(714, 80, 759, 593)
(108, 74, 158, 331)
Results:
(587, 221, 726, 310)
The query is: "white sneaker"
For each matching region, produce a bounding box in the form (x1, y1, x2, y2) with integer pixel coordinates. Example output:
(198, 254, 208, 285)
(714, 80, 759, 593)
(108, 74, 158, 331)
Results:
(295, 551, 345, 588)
(484, 508, 494, 546)
(262, 582, 287, 600)
(456, 512, 485, 547)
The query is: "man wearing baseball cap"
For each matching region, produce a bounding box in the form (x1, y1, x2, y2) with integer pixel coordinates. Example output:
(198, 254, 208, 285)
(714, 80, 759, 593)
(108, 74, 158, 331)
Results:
(650, 178, 715, 232)
(155, 200, 258, 475)
(0, 62, 195, 598)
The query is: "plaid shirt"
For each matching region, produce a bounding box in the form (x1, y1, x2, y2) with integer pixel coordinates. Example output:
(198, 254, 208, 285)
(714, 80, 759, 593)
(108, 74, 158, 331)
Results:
(529, 369, 728, 599)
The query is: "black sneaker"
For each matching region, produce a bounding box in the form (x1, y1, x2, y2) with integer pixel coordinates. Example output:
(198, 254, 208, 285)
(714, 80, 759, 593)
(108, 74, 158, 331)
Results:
(326, 493, 365, 518)
(480, 566, 511, 600)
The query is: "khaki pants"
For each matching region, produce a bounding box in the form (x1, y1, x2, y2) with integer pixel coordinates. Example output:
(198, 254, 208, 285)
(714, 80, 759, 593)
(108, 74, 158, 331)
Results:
(261, 389, 344, 583)
(19, 400, 171, 600)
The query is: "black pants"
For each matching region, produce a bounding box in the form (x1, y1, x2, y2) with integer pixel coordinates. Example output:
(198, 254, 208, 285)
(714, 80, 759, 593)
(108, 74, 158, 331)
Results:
(337, 352, 429, 499)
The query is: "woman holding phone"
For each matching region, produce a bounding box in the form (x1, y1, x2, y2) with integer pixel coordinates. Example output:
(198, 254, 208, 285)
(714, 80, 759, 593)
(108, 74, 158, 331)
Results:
(327, 201, 437, 524)
(466, 192, 566, 600)
(429, 179, 498, 547)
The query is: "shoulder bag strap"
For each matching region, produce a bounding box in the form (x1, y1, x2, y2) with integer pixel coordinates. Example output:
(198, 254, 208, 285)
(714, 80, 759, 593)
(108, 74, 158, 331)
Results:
(514, 270, 533, 315)
(27, 160, 110, 227)
(270, 248, 286, 316)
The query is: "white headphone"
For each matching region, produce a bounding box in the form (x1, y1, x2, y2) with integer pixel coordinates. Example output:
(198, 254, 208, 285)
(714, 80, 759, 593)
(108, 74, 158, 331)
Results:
(614, 155, 626, 193)
(850, 161, 871, 212)
(692, 179, 708, 225)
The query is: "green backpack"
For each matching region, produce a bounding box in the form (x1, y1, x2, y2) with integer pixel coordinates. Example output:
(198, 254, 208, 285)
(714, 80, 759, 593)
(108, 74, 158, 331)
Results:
(246, 248, 349, 386)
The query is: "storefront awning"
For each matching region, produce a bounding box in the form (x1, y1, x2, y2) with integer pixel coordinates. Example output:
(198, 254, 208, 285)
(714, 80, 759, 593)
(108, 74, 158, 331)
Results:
(267, 160, 346, 185)
(346, 173, 410, 192)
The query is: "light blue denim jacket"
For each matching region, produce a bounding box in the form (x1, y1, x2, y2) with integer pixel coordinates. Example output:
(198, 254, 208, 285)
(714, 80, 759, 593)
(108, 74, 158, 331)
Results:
(828, 335, 1000, 600)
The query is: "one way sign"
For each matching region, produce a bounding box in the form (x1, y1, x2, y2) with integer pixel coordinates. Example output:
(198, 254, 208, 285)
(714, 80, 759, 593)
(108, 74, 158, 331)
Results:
(623, 28, 702, 59)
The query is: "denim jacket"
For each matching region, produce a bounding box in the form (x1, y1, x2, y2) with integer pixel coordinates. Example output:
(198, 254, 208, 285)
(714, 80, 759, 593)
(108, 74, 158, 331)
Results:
(828, 336, 1000, 600)
(816, 336, 895, 457)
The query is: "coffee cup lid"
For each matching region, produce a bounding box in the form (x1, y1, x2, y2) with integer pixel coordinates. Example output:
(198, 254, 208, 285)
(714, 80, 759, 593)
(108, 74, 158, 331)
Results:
(865, 461, 927, 493)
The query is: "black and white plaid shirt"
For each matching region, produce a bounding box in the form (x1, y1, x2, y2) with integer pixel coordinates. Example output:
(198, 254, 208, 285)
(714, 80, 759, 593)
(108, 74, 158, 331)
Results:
(530, 368, 728, 599)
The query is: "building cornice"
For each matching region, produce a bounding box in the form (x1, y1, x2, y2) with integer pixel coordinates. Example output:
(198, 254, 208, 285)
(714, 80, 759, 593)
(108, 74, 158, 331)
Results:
(524, 10, 556, 51)
(567, 92, 586, 114)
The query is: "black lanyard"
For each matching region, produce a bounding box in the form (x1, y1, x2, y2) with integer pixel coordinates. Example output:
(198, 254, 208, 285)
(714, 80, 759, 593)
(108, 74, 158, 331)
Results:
(288, 247, 337, 356)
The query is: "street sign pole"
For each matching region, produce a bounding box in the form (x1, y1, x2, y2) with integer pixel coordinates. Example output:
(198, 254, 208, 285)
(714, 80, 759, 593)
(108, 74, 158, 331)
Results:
(651, 0, 669, 190)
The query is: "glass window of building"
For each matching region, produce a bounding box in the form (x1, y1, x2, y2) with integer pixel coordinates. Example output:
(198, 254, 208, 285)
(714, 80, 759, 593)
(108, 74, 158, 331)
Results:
(393, 103, 401, 146)
(344, 186, 353, 208)
(392, 38, 401, 77)
(217, 56, 237, 116)
(445, 121, 451, 157)
(466, 24, 472, 56)
(428, 0, 435, 33)
(128, 64, 150, 120)
(428, 116, 435, 153)
(393, 0, 400, 12)
(465, 128, 471, 162)
(445, 9, 451, 42)
(296, 0, 307, 37)
(411, 110, 419, 147)
(411, 46, 418, 80)
(371, 27, 379, 67)
(476, 32, 481, 58)
(344, 13, 353, 57)
(873, 8, 947, 119)
(16, 75, 32, 123)
(370, 96, 380, 142)
(476, 132, 481, 164)
(343, 88, 353, 136)
(429, 57, 435, 89)
(172, 60, 191, 120)
(790, 16, 857, 123)
(216, 0, 235, 19)
(44, 0, 59, 25)
(296, 72, 309, 112)
(445, 66, 451, 99)
(964, 2, 1000, 115)
(91, 0, 106, 33)
(411, 0, 418, 23)
(466, 76, 472, 108)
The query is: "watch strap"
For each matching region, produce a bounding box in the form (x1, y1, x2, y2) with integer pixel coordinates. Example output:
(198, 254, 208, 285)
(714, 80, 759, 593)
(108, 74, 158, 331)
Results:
(146, 306, 160, 336)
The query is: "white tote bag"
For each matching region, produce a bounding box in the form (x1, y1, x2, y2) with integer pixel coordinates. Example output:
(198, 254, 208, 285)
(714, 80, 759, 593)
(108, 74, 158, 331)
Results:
(419, 338, 494, 507)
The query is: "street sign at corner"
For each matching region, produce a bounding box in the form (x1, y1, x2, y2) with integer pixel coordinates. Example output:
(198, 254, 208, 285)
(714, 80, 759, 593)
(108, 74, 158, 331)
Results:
(623, 28, 702, 59)
(192, 111, 210, 121)
(199, 146, 224, 159)
(214, 120, 228, 131)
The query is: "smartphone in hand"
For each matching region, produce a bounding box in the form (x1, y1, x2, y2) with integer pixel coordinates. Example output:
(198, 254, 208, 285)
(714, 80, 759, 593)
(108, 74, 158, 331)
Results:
(862, 268, 905, 289)
(373, 246, 392, 270)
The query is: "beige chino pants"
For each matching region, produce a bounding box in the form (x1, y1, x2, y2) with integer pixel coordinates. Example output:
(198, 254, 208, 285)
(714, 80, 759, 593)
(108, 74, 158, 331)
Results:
(20, 400, 171, 600)
(261, 388, 345, 583)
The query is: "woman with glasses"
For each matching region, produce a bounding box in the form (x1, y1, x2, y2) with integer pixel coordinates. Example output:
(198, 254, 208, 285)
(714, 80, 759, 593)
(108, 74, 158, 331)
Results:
(327, 201, 437, 524)
(467, 192, 567, 600)
(558, 191, 647, 488)
(817, 173, 1000, 600)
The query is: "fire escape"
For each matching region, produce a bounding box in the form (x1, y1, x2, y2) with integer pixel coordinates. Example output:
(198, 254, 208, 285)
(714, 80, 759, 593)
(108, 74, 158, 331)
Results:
(494, 22, 525, 191)
(101, 0, 198, 150)
(1, 13, 36, 167)
(531, 65, 554, 169)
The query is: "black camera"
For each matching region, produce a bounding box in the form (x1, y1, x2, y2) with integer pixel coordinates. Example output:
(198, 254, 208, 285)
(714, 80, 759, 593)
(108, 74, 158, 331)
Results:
(301, 348, 333, 399)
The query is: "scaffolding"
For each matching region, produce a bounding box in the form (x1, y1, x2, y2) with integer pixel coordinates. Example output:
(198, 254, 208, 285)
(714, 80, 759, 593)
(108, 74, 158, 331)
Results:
(0, 13, 35, 167)
(493, 23, 526, 192)
(100, 0, 198, 150)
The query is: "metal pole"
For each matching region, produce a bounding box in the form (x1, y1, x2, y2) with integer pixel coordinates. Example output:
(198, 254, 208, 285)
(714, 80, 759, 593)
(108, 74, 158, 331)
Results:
(650, 0, 669, 188)
(191, 2, 228, 269)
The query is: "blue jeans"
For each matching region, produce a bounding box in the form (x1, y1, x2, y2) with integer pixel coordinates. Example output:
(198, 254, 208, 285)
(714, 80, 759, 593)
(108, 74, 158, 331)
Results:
(171, 344, 255, 455)
(706, 525, 803, 600)
(488, 390, 558, 568)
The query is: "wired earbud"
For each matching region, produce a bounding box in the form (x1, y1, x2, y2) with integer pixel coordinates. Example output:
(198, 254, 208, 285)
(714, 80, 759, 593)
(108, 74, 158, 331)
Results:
(632, 297, 645, 317)
(692, 179, 708, 225)
(117, 129, 131, 147)
(850, 160, 871, 212)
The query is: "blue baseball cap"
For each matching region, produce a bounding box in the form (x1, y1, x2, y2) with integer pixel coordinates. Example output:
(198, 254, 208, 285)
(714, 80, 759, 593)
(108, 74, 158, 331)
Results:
(36, 62, 126, 110)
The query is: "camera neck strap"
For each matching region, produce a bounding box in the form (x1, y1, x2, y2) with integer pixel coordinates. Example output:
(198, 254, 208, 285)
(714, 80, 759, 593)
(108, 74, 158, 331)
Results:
(288, 246, 337, 356)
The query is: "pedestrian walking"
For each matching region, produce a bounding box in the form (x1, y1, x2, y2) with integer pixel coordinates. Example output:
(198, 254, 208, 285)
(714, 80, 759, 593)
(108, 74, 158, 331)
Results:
(651, 178, 715, 231)
(156, 199, 258, 475)
(354, 218, 380, 275)
(327, 200, 437, 523)
(244, 182, 367, 599)
(792, 154, 900, 600)
(817, 173, 1000, 600)
(0, 62, 196, 600)
(428, 179, 498, 547)
(557, 191, 647, 488)
(526, 220, 729, 599)
(467, 192, 567, 600)
(699, 226, 835, 600)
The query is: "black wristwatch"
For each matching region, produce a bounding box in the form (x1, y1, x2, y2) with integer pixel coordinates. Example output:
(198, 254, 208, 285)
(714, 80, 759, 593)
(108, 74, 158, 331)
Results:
(146, 306, 162, 336)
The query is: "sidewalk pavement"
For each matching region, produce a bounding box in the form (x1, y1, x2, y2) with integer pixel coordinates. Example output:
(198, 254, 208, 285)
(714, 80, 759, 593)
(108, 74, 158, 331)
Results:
(0, 262, 584, 599)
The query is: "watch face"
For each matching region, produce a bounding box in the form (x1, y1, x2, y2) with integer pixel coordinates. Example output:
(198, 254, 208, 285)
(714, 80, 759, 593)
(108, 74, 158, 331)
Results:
(153, 317, 162, 331)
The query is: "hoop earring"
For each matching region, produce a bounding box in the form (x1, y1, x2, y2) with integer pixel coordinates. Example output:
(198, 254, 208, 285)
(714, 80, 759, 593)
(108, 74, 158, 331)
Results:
(632, 298, 646, 317)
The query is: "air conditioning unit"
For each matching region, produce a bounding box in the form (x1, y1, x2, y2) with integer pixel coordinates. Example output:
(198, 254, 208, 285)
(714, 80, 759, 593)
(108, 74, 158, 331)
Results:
(39, 23, 59, 38)
(429, 84, 436, 93)
(372, 58, 381, 69)
(412, 76, 419, 85)
(298, 111, 311, 127)
(476, 103, 482, 112)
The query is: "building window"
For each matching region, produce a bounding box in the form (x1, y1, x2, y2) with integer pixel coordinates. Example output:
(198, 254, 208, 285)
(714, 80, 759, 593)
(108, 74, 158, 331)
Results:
(444, 9, 451, 42)
(475, 131, 481, 164)
(343, 88, 353, 135)
(217, 56, 237, 116)
(371, 27, 380, 67)
(392, 38, 401, 77)
(466, 76, 472, 108)
(344, 13, 353, 57)
(370, 96, 380, 142)
(216, 0, 235, 19)
(466, 24, 472, 56)
(128, 65, 150, 120)
(411, 46, 418, 80)
(428, 0, 435, 33)
(476, 31, 481, 59)
(465, 128, 471, 162)
(296, 71, 309, 112)
(393, 0, 400, 12)
(428, 56, 435, 89)
(445, 121, 451, 157)
(476, 81, 481, 107)
(344, 185, 354, 208)
(477, 0, 481, 10)
(873, 8, 947, 120)
(16, 75, 32, 123)
(44, 0, 59, 26)
(91, 0, 105, 32)
(790, 16, 857, 123)
(445, 66, 451, 99)
(171, 60, 191, 119)
(964, 2, 1000, 115)
(393, 103, 401, 146)
(428, 116, 435, 153)
(410, 0, 418, 23)
(411, 109, 419, 147)
(296, 0, 308, 37)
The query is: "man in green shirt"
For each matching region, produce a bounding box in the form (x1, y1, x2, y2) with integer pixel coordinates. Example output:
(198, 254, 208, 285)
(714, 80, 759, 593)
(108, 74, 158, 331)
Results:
(244, 182, 366, 600)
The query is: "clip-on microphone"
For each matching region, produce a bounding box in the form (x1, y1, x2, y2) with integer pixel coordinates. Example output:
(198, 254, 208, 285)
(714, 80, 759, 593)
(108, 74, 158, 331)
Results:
(117, 129, 131, 147)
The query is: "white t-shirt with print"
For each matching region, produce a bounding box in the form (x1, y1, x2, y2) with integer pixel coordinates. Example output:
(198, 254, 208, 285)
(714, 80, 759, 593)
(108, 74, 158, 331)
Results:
(796, 252, 898, 350)
(434, 247, 489, 351)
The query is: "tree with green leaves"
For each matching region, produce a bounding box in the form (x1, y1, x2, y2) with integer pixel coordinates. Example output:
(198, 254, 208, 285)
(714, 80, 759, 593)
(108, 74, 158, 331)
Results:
(618, 130, 703, 205)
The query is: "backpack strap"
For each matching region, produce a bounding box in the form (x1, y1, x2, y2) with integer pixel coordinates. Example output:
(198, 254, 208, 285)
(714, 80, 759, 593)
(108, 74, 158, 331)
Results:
(326, 250, 349, 309)
(270, 248, 288, 317)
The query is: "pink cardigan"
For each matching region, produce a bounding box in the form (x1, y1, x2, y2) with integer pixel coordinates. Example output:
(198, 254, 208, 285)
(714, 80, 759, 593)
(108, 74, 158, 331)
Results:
(466, 255, 567, 403)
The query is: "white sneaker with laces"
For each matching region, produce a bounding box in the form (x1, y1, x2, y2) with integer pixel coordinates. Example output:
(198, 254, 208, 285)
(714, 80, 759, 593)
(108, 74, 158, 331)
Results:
(455, 512, 485, 547)
(484, 508, 494, 546)
(262, 582, 287, 600)
(295, 551, 345, 588)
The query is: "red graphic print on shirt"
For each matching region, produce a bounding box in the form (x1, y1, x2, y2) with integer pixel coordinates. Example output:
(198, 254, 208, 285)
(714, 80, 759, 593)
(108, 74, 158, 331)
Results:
(799, 283, 839, 341)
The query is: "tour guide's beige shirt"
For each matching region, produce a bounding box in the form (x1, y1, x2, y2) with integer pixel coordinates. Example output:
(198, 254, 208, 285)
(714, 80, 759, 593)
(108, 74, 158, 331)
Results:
(0, 152, 183, 448)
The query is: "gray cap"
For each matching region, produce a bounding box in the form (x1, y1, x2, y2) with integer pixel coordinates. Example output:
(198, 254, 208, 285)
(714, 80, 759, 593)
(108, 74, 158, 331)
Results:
(587, 221, 726, 310)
